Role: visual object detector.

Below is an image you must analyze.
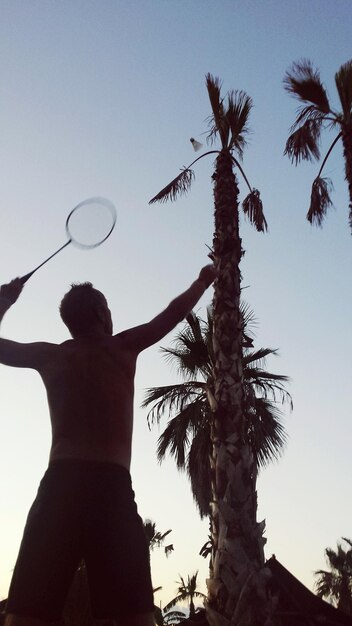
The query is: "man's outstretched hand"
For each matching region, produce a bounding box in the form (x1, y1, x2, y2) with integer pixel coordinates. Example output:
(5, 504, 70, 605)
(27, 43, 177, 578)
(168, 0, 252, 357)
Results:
(0, 278, 24, 305)
(198, 264, 216, 289)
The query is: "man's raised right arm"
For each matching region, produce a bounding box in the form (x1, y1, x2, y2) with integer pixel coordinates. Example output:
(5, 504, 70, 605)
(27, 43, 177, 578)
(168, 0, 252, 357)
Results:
(0, 278, 53, 369)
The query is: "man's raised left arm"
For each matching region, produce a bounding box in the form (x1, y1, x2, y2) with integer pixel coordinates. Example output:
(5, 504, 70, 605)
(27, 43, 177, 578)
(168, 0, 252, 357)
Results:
(120, 264, 216, 352)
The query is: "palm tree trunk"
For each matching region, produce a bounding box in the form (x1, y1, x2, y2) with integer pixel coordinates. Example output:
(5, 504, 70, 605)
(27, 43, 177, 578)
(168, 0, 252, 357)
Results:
(189, 596, 196, 618)
(341, 125, 352, 232)
(206, 149, 271, 626)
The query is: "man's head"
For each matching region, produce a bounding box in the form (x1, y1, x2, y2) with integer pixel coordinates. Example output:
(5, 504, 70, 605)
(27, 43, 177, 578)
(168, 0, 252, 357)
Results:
(60, 282, 113, 338)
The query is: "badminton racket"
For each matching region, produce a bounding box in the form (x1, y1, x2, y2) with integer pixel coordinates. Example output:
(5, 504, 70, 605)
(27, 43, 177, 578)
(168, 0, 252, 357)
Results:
(20, 197, 117, 284)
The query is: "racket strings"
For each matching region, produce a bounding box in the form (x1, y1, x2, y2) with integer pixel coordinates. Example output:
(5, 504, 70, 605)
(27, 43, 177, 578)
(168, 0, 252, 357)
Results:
(66, 198, 116, 249)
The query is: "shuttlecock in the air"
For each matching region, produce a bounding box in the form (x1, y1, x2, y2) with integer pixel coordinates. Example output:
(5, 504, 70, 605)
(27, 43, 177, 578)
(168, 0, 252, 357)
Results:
(190, 137, 203, 152)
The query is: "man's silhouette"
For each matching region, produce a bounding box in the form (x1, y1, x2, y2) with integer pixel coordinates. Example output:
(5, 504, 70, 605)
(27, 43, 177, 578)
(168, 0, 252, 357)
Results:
(0, 265, 215, 626)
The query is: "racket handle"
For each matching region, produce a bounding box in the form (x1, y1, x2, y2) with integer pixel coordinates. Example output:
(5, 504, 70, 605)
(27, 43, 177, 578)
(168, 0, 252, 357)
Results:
(20, 240, 72, 284)
(20, 271, 35, 284)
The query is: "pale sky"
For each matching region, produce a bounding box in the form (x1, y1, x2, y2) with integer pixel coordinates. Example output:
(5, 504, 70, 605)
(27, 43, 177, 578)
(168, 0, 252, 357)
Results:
(0, 0, 351, 611)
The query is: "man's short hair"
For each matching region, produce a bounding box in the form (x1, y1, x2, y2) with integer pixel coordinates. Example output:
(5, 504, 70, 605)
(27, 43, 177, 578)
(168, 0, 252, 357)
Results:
(59, 282, 106, 336)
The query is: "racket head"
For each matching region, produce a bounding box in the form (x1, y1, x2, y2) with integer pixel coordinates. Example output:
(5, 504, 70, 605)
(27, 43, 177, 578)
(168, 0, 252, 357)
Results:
(65, 197, 117, 249)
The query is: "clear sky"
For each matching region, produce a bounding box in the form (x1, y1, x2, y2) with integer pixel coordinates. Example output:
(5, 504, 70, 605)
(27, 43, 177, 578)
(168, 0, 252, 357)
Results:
(0, 0, 351, 611)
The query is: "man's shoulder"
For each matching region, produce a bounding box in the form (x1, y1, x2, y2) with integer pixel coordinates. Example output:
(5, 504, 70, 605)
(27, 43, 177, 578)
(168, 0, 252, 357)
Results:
(113, 325, 147, 349)
(113, 328, 132, 341)
(58, 335, 125, 352)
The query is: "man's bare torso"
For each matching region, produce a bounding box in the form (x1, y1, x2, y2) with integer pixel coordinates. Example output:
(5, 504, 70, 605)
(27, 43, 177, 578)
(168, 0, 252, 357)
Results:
(0, 269, 212, 473)
(38, 333, 138, 469)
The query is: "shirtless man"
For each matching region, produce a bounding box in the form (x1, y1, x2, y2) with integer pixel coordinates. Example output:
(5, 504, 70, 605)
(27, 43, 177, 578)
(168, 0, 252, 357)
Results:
(0, 265, 215, 626)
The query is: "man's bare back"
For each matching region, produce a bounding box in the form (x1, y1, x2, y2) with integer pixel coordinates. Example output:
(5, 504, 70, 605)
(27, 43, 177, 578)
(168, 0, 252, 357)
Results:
(41, 333, 137, 467)
(0, 266, 215, 626)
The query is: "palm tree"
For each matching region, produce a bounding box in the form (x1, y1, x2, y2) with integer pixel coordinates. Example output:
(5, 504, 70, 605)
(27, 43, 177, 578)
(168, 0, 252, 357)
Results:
(154, 606, 186, 626)
(144, 518, 174, 557)
(314, 538, 352, 615)
(143, 306, 291, 520)
(150, 75, 270, 625)
(164, 572, 207, 619)
(142, 518, 177, 626)
(284, 59, 352, 230)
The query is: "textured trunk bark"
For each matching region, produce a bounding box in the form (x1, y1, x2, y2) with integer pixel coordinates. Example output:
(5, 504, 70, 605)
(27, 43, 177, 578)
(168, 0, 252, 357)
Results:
(341, 126, 352, 231)
(206, 150, 272, 626)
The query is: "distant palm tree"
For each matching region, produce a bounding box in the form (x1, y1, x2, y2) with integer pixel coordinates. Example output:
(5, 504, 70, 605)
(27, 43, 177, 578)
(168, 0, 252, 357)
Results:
(164, 572, 206, 619)
(143, 306, 291, 519)
(314, 537, 352, 615)
(144, 518, 174, 557)
(284, 59, 352, 230)
(154, 606, 186, 626)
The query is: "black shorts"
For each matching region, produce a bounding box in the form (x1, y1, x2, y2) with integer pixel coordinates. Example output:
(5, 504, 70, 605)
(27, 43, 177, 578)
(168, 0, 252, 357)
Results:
(6, 460, 154, 621)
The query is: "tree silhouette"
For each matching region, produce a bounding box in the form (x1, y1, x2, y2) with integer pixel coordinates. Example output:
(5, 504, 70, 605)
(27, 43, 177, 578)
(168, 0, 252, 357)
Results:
(150, 74, 271, 625)
(144, 518, 174, 557)
(143, 306, 291, 519)
(163, 572, 206, 618)
(314, 537, 352, 615)
(284, 59, 352, 231)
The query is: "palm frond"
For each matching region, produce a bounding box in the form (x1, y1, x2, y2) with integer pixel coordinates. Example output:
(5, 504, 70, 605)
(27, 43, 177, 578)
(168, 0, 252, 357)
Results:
(314, 537, 352, 610)
(186, 311, 203, 341)
(314, 570, 336, 601)
(242, 188, 268, 232)
(226, 90, 252, 156)
(307, 176, 334, 227)
(245, 378, 292, 411)
(157, 419, 188, 469)
(284, 59, 330, 112)
(325, 540, 352, 572)
(192, 591, 207, 600)
(335, 60, 352, 120)
(245, 396, 288, 467)
(164, 543, 174, 557)
(290, 105, 327, 131)
(144, 520, 174, 557)
(243, 346, 277, 367)
(156, 400, 208, 468)
(205, 73, 228, 148)
(162, 346, 210, 381)
(163, 610, 187, 625)
(240, 301, 257, 348)
(243, 345, 292, 408)
(245, 366, 291, 388)
(163, 595, 185, 613)
(206, 74, 224, 125)
(143, 519, 157, 544)
(143, 382, 205, 427)
(341, 538, 352, 551)
(161, 317, 212, 379)
(199, 537, 212, 559)
(187, 420, 212, 518)
(149, 168, 195, 204)
(284, 119, 322, 163)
